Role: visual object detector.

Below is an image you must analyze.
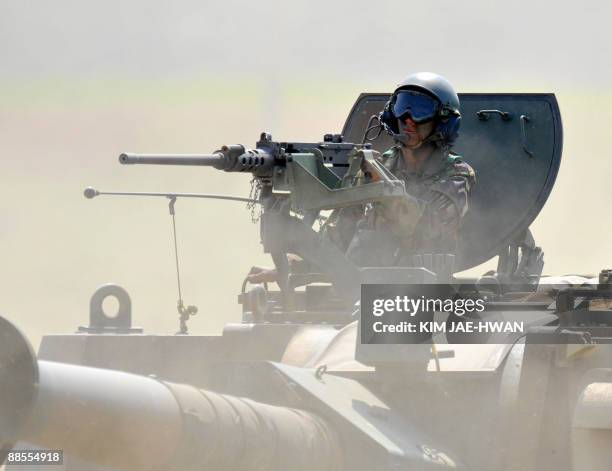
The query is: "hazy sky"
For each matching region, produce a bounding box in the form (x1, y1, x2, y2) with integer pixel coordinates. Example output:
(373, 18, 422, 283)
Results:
(1, 0, 610, 89)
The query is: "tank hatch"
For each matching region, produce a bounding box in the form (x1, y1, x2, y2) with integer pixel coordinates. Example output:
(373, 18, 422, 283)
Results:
(342, 93, 563, 271)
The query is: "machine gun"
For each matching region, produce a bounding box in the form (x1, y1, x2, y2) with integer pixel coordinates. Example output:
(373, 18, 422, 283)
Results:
(116, 132, 425, 321)
(118, 131, 408, 213)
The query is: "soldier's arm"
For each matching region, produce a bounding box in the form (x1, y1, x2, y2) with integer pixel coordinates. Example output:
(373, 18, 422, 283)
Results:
(420, 162, 476, 250)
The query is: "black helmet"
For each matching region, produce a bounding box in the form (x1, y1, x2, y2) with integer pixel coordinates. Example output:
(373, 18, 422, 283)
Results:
(380, 72, 461, 147)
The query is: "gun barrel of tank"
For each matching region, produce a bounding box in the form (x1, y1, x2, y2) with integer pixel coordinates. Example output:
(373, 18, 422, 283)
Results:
(119, 152, 226, 168)
(0, 317, 342, 471)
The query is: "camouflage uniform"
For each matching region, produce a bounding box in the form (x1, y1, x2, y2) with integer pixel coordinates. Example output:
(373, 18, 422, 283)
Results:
(333, 146, 475, 267)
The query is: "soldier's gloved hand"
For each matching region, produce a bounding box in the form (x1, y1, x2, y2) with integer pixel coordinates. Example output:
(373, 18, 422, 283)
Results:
(246, 266, 278, 283)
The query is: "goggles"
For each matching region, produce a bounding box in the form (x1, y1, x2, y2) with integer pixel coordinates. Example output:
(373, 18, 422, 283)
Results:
(392, 90, 440, 124)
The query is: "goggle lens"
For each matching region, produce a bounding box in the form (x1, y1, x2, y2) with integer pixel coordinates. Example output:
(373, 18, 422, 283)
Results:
(392, 91, 439, 123)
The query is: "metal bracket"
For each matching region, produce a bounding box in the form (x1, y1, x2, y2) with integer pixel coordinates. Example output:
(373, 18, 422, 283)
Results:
(520, 114, 535, 158)
(79, 284, 142, 333)
(241, 278, 270, 322)
(477, 109, 512, 121)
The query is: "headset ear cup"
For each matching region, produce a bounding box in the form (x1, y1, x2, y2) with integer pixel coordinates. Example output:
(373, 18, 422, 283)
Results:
(451, 114, 461, 142)
(433, 114, 460, 145)
(445, 115, 461, 144)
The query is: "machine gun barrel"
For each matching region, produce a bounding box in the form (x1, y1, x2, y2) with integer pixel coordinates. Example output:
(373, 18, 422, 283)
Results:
(119, 145, 276, 175)
(0, 317, 341, 471)
(119, 152, 225, 168)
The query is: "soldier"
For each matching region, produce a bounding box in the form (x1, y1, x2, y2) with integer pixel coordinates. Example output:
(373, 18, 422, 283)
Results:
(248, 72, 475, 282)
(340, 72, 476, 267)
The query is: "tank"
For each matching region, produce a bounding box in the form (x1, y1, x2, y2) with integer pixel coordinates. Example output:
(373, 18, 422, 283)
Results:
(2, 92, 612, 471)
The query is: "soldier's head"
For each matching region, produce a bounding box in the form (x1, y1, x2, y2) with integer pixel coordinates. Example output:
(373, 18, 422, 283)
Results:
(380, 72, 461, 150)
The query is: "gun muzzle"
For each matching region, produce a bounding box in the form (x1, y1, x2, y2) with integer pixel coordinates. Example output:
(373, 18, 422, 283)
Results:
(0, 317, 341, 471)
(119, 153, 226, 168)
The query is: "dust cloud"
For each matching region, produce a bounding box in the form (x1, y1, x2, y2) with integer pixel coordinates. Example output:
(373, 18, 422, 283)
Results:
(0, 0, 610, 348)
